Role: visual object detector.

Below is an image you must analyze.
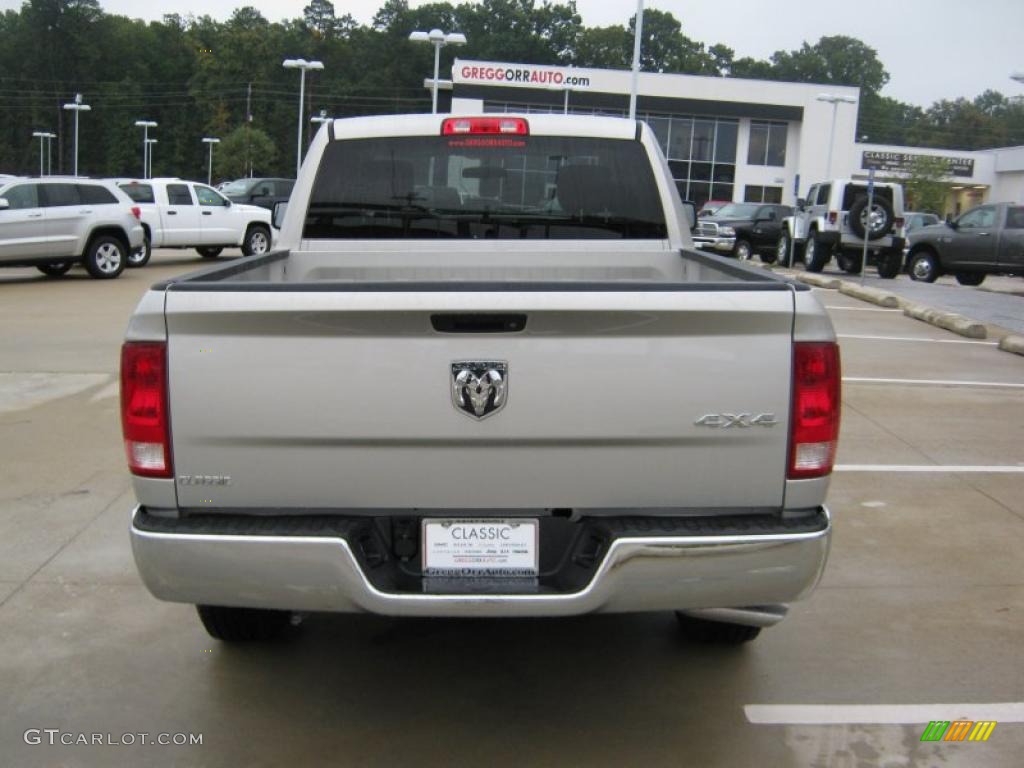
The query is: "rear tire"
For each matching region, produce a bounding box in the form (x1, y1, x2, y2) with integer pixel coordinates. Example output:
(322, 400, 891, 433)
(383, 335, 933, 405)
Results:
(675, 612, 762, 644)
(83, 235, 126, 279)
(955, 272, 985, 286)
(876, 252, 902, 279)
(196, 605, 294, 642)
(836, 250, 863, 274)
(909, 251, 940, 283)
(804, 232, 830, 273)
(196, 246, 223, 259)
(37, 262, 72, 277)
(128, 234, 152, 268)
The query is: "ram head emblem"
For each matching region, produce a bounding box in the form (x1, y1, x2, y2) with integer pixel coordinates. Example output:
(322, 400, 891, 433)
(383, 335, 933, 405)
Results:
(451, 361, 508, 419)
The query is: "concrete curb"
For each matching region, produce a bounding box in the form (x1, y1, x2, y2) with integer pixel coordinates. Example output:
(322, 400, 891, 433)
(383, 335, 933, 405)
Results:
(998, 335, 1024, 356)
(837, 282, 900, 308)
(794, 272, 842, 289)
(901, 301, 987, 339)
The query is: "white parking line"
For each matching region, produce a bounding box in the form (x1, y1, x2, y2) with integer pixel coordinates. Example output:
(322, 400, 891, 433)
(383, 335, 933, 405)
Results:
(825, 306, 902, 312)
(837, 334, 998, 346)
(745, 702, 1024, 725)
(844, 377, 1024, 389)
(835, 465, 1024, 473)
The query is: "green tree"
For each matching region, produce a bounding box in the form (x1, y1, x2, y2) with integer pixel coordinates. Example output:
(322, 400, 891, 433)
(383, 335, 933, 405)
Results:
(217, 125, 277, 179)
(903, 155, 950, 214)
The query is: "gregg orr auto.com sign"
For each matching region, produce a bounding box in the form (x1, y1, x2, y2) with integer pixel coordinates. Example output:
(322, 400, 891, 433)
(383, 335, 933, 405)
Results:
(456, 61, 592, 89)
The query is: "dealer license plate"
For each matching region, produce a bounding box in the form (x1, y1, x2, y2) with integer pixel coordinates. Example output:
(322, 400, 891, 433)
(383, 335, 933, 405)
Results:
(422, 518, 538, 577)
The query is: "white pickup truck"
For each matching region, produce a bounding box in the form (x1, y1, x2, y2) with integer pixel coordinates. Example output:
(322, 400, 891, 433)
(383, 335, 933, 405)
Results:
(122, 114, 840, 646)
(116, 178, 273, 266)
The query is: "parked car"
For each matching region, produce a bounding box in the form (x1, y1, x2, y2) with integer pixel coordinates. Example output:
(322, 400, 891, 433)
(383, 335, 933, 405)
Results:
(116, 178, 273, 265)
(693, 202, 792, 262)
(905, 202, 1024, 285)
(220, 177, 294, 211)
(779, 178, 906, 278)
(0, 176, 144, 278)
(124, 113, 839, 646)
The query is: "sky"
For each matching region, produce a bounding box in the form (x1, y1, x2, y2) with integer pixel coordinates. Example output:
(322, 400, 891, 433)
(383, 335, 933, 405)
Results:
(5, 0, 1024, 107)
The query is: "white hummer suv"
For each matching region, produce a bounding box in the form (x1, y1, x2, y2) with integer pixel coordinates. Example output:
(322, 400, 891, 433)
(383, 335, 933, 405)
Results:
(778, 178, 906, 278)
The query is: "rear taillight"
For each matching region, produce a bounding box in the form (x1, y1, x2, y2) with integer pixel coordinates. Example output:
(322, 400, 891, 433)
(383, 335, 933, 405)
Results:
(130, 206, 141, 220)
(788, 342, 841, 480)
(120, 342, 172, 478)
(442, 117, 529, 136)
(828, 210, 838, 225)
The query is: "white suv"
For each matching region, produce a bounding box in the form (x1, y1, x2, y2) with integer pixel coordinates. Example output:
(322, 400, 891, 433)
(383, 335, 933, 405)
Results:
(778, 178, 906, 278)
(116, 178, 273, 266)
(0, 177, 145, 279)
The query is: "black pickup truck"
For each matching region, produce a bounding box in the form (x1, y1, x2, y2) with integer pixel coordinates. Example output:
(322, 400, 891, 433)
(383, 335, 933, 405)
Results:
(221, 177, 294, 211)
(692, 202, 792, 262)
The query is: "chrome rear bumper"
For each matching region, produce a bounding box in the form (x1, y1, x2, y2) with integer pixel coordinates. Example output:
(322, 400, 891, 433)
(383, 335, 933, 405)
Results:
(130, 506, 830, 620)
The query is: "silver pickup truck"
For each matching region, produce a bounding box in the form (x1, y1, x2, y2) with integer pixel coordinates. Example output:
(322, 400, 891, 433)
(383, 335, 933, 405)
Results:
(122, 114, 840, 645)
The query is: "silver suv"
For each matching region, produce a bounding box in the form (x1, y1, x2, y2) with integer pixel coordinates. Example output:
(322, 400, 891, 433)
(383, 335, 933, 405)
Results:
(0, 177, 145, 279)
(778, 178, 907, 278)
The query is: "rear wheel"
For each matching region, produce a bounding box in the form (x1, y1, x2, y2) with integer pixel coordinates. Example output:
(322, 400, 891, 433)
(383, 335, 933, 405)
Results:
(909, 251, 940, 283)
(128, 233, 151, 268)
(675, 612, 762, 644)
(955, 272, 985, 286)
(196, 605, 294, 642)
(836, 250, 863, 274)
(876, 252, 902, 279)
(36, 262, 72, 277)
(803, 232, 830, 273)
(196, 246, 223, 259)
(83, 235, 126, 279)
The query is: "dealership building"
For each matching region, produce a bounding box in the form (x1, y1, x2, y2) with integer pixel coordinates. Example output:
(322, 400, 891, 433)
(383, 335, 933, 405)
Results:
(447, 59, 1024, 215)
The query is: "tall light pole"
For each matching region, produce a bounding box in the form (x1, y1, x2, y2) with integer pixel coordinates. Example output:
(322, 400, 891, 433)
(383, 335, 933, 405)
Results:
(62, 94, 91, 177)
(202, 137, 220, 185)
(31, 131, 48, 176)
(134, 120, 157, 178)
(409, 29, 466, 114)
(282, 58, 324, 176)
(817, 93, 857, 179)
(145, 138, 157, 179)
(44, 132, 56, 175)
(628, 0, 645, 120)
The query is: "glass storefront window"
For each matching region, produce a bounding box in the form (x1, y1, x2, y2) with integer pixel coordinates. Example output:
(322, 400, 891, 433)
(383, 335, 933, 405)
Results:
(744, 185, 784, 203)
(748, 121, 788, 167)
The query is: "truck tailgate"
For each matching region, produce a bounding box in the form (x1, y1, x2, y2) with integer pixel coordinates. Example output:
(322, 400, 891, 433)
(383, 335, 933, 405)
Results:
(165, 288, 795, 512)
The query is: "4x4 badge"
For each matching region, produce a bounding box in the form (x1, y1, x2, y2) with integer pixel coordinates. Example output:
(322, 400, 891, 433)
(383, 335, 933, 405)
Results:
(451, 361, 508, 420)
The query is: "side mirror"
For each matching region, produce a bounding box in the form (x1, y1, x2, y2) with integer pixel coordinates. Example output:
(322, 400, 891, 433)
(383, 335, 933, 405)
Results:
(680, 201, 697, 232)
(947, 218, 958, 230)
(0, 198, 9, 211)
(796, 198, 806, 211)
(272, 201, 288, 229)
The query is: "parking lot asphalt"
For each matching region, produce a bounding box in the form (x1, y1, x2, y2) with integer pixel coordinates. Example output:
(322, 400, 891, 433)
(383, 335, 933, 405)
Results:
(1, 251, 1022, 767)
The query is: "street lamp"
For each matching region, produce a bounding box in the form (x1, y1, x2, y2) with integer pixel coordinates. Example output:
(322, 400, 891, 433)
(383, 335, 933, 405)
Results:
(816, 93, 857, 179)
(134, 120, 157, 179)
(628, 0, 645, 120)
(31, 131, 50, 176)
(282, 58, 324, 175)
(202, 137, 220, 185)
(44, 132, 56, 175)
(145, 138, 157, 179)
(62, 94, 91, 177)
(408, 29, 466, 114)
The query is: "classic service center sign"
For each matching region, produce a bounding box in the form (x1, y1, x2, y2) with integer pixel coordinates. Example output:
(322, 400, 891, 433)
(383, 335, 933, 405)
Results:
(861, 150, 975, 178)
